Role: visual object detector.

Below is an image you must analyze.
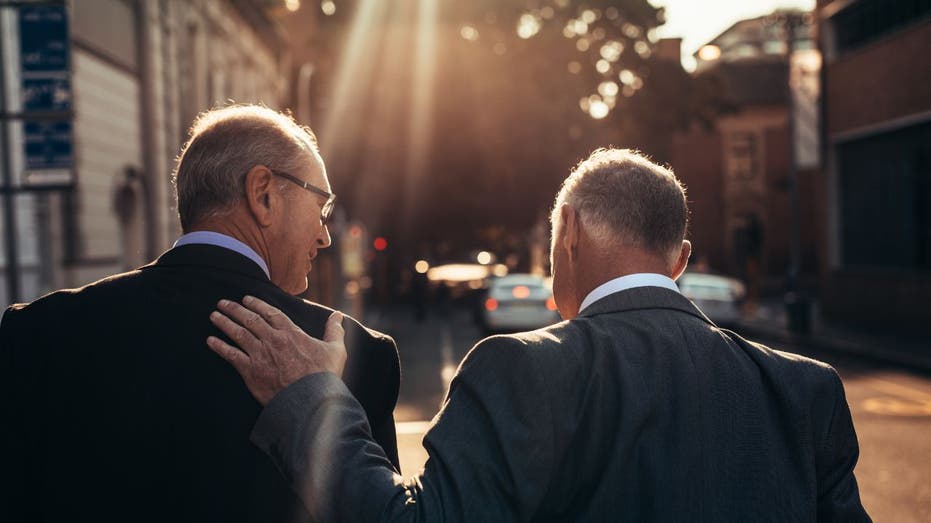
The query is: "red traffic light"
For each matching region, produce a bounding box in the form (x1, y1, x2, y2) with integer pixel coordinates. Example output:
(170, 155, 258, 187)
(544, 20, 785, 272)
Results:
(373, 237, 388, 251)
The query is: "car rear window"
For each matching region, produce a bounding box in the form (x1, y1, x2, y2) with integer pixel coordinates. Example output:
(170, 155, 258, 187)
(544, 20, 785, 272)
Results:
(680, 283, 733, 300)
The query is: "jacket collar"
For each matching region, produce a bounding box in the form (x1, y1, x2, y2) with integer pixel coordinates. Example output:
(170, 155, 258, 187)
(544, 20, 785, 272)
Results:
(145, 243, 271, 284)
(577, 286, 715, 326)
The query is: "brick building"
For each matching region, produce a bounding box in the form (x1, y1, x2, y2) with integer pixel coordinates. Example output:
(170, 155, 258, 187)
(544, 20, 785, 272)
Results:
(671, 10, 821, 295)
(816, 0, 931, 333)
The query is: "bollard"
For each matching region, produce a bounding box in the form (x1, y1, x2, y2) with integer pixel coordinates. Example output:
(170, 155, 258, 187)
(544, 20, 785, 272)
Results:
(784, 291, 811, 334)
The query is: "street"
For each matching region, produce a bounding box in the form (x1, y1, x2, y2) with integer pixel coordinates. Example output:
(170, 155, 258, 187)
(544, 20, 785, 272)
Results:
(365, 304, 931, 522)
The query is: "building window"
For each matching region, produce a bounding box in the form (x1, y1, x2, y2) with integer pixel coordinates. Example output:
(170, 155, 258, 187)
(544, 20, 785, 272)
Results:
(728, 132, 760, 181)
(838, 121, 931, 270)
(732, 44, 759, 59)
(833, 0, 931, 54)
(763, 40, 788, 54)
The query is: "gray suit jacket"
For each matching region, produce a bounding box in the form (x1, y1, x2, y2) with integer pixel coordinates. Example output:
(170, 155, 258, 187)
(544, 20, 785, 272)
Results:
(252, 286, 870, 522)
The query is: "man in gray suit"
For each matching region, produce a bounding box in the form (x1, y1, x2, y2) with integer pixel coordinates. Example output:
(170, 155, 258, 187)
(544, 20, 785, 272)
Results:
(208, 148, 870, 522)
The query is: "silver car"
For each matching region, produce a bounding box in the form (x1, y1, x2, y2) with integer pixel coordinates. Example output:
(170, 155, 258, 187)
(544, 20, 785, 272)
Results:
(677, 272, 745, 326)
(479, 274, 561, 334)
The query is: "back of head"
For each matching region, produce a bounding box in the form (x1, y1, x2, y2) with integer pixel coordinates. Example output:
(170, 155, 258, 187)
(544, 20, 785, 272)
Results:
(173, 104, 319, 231)
(552, 148, 688, 262)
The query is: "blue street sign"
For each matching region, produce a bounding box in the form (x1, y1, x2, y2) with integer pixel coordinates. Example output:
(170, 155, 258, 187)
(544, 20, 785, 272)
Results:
(22, 77, 71, 112)
(23, 120, 73, 171)
(16, 4, 74, 187)
(19, 5, 69, 75)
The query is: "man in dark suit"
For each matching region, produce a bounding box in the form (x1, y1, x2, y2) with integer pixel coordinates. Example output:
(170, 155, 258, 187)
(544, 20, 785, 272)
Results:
(208, 148, 870, 521)
(0, 105, 400, 522)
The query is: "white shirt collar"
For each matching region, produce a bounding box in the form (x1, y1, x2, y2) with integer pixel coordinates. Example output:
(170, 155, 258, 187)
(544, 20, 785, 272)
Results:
(173, 231, 270, 278)
(578, 273, 680, 314)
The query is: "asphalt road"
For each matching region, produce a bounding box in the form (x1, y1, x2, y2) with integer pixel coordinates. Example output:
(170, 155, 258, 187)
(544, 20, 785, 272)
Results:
(365, 304, 931, 522)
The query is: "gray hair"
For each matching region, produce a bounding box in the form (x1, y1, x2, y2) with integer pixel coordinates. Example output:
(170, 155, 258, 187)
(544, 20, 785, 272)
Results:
(551, 148, 688, 258)
(172, 104, 320, 231)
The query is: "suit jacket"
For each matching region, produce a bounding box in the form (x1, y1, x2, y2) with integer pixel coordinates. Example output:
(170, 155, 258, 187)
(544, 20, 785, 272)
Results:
(0, 244, 400, 523)
(249, 286, 869, 522)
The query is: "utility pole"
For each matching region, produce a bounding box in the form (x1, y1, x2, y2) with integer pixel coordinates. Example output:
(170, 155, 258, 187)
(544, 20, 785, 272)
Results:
(776, 10, 810, 333)
(0, 4, 22, 303)
(785, 13, 803, 293)
(1, 1, 75, 305)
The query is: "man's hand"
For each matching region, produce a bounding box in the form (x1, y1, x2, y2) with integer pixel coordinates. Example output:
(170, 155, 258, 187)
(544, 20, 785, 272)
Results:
(206, 296, 347, 405)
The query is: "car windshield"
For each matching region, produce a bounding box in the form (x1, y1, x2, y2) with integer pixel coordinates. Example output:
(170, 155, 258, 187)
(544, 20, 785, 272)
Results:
(681, 283, 733, 300)
(678, 274, 738, 300)
(490, 276, 549, 299)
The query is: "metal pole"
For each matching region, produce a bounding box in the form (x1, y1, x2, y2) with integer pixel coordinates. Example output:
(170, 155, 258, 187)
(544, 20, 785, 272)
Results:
(0, 7, 22, 303)
(786, 15, 802, 290)
(783, 12, 810, 333)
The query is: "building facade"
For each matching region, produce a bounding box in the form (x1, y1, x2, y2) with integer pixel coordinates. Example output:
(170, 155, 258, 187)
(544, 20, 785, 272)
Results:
(1, 0, 290, 306)
(816, 0, 931, 332)
(672, 9, 821, 297)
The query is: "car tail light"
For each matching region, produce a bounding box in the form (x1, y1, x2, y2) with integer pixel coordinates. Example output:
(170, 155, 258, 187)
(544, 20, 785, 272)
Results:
(512, 285, 530, 299)
(545, 296, 557, 311)
(485, 298, 499, 311)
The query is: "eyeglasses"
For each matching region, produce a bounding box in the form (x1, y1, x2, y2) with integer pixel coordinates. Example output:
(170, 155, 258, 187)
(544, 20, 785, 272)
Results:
(270, 169, 336, 225)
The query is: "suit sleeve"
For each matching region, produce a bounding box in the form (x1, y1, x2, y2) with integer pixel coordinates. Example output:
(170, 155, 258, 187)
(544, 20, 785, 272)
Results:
(250, 336, 555, 523)
(815, 369, 871, 522)
(335, 317, 401, 472)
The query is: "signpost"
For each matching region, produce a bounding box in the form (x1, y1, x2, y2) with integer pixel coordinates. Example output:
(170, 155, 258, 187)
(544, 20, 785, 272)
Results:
(18, 3, 74, 187)
(1, 1, 73, 303)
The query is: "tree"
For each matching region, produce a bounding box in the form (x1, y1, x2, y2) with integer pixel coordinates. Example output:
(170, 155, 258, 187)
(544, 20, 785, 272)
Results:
(292, 0, 717, 260)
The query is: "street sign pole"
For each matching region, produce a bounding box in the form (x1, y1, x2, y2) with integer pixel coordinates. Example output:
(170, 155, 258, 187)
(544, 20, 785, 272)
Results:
(0, 9, 22, 303)
(782, 12, 809, 333)
(0, 1, 73, 304)
(786, 15, 802, 291)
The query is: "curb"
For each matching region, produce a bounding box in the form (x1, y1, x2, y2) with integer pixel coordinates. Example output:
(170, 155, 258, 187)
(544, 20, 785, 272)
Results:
(734, 322, 931, 374)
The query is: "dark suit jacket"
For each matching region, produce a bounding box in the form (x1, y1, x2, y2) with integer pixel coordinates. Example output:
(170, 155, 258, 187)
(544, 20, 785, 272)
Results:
(0, 244, 400, 523)
(249, 286, 869, 522)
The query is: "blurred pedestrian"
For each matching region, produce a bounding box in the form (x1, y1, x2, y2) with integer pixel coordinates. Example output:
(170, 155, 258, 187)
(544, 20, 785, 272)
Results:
(435, 279, 451, 318)
(208, 148, 869, 522)
(0, 105, 400, 522)
(411, 266, 428, 321)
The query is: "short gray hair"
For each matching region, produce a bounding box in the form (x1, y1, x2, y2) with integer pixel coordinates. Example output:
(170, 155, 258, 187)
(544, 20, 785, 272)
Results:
(551, 148, 688, 257)
(172, 104, 320, 231)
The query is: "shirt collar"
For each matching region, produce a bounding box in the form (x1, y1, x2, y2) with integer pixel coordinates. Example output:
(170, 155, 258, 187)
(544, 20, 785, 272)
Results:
(173, 231, 270, 278)
(578, 273, 680, 314)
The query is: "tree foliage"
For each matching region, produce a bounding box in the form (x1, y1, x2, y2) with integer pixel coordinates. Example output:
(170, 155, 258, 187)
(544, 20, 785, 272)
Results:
(301, 0, 720, 259)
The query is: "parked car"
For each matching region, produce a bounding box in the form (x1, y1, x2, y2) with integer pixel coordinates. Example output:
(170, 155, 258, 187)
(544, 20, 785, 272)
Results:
(677, 272, 745, 327)
(478, 274, 561, 334)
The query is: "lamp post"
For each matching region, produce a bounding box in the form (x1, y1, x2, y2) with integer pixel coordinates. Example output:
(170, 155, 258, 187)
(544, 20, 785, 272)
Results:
(769, 10, 810, 333)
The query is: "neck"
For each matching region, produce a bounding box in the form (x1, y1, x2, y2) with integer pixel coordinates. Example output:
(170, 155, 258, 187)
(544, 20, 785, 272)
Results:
(188, 211, 270, 264)
(572, 246, 671, 312)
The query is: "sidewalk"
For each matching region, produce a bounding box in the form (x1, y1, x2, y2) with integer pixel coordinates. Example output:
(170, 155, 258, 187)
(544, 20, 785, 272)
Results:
(733, 299, 931, 373)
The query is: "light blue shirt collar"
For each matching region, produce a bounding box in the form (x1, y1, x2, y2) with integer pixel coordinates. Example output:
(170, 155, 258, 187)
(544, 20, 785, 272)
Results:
(578, 273, 680, 314)
(173, 231, 270, 278)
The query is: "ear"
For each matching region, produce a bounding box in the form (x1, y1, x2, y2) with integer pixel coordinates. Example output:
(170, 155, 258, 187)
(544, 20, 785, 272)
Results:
(244, 165, 278, 227)
(561, 204, 580, 263)
(670, 240, 692, 280)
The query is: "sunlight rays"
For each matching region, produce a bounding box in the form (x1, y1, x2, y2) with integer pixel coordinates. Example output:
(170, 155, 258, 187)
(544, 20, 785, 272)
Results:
(317, 0, 439, 243)
(318, 0, 383, 151)
(400, 0, 439, 236)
